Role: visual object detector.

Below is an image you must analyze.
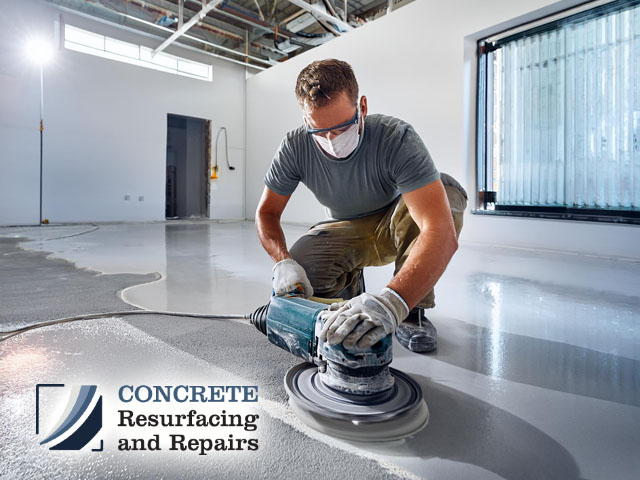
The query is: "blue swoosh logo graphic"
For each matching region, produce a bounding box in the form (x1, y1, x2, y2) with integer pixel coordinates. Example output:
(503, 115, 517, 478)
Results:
(40, 385, 96, 445)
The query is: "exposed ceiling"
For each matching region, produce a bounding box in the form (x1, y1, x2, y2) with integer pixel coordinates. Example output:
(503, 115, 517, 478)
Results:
(43, 0, 414, 70)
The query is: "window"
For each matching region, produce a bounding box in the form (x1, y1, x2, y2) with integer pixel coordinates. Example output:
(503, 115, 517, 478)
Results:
(476, 0, 640, 224)
(64, 24, 212, 82)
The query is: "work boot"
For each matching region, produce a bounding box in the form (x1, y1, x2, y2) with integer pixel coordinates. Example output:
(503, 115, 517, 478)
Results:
(395, 308, 437, 353)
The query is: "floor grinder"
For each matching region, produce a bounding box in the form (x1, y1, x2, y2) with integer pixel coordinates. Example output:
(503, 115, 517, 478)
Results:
(249, 295, 429, 442)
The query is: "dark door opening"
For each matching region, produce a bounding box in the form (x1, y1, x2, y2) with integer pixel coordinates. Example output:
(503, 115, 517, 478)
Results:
(166, 114, 211, 219)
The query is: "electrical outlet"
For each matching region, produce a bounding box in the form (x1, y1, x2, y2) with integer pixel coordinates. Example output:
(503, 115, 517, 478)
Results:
(124, 195, 130, 201)
(138, 196, 144, 202)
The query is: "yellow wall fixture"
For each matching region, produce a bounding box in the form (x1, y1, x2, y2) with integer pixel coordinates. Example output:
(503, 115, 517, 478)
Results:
(211, 165, 218, 180)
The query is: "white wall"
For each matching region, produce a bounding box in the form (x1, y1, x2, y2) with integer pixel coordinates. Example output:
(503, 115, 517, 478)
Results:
(0, 0, 245, 225)
(246, 0, 640, 259)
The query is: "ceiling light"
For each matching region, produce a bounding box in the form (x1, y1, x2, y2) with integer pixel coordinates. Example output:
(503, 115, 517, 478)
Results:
(26, 38, 54, 65)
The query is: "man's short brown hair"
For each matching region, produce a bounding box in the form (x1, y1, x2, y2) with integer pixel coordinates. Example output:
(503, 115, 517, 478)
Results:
(295, 59, 359, 109)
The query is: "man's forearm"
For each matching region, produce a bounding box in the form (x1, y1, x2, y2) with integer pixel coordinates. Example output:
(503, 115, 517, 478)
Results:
(255, 213, 291, 263)
(387, 228, 458, 310)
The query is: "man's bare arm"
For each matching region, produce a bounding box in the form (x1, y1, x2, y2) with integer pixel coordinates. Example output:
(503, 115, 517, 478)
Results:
(387, 180, 458, 310)
(255, 186, 293, 262)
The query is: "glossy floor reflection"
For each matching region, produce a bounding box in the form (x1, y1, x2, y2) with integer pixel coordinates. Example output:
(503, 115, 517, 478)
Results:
(1, 221, 639, 479)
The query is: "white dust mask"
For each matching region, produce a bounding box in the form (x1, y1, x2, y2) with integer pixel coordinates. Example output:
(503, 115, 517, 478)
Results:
(314, 121, 362, 159)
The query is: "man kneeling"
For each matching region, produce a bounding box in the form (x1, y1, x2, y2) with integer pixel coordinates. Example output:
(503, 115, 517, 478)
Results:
(256, 59, 467, 353)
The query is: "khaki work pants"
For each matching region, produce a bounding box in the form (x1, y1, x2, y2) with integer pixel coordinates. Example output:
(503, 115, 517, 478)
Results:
(290, 173, 468, 309)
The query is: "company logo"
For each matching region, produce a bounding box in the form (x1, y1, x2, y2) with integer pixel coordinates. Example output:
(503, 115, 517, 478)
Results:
(35, 384, 103, 451)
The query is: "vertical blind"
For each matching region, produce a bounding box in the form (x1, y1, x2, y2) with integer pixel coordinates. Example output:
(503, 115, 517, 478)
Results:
(479, 1, 640, 212)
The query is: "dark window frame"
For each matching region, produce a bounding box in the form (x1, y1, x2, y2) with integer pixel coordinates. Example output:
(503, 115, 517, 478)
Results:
(474, 0, 640, 225)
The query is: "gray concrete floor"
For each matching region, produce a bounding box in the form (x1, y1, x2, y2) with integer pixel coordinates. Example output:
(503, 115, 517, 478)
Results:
(1, 221, 639, 479)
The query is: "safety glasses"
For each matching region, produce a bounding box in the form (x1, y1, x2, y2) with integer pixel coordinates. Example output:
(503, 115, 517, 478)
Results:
(305, 110, 359, 136)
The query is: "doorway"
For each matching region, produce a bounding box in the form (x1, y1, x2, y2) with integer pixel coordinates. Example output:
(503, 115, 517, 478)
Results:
(166, 114, 211, 219)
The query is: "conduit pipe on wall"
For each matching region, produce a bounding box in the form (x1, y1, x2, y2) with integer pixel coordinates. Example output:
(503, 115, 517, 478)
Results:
(215, 127, 235, 172)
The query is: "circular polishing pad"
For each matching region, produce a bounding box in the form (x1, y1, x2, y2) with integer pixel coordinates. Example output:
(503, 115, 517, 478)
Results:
(284, 363, 429, 442)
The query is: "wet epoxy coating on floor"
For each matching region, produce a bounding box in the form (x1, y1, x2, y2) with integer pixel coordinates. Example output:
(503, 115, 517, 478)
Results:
(1, 221, 639, 479)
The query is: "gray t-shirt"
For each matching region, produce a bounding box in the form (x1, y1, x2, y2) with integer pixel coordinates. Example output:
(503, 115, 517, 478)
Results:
(264, 114, 440, 220)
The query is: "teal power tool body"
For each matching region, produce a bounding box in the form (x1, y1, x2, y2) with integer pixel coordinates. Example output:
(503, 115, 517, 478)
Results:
(250, 295, 429, 442)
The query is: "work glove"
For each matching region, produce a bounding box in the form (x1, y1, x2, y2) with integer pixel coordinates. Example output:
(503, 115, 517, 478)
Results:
(319, 288, 409, 349)
(272, 258, 314, 298)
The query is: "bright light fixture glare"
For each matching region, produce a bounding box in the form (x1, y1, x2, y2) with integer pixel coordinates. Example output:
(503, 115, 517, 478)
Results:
(26, 38, 54, 65)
